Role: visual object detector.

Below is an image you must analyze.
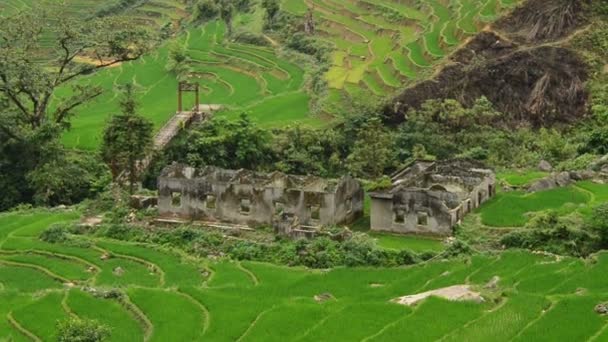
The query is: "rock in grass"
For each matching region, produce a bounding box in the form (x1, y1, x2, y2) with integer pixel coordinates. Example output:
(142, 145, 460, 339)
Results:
(538, 160, 553, 172)
(113, 266, 125, 277)
(314, 293, 335, 303)
(595, 303, 608, 315)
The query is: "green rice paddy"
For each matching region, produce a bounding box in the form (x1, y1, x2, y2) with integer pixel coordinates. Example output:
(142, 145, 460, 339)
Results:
(3, 211, 608, 341)
(60, 20, 316, 150)
(283, 0, 522, 99)
(478, 180, 608, 227)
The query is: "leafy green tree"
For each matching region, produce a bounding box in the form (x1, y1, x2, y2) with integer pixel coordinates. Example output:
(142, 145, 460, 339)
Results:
(346, 117, 395, 178)
(0, 7, 151, 209)
(218, 0, 235, 36)
(193, 0, 220, 22)
(101, 84, 154, 193)
(165, 42, 190, 78)
(589, 203, 608, 248)
(185, 113, 273, 170)
(0, 8, 152, 138)
(273, 126, 344, 177)
(57, 317, 111, 342)
(262, 0, 281, 28)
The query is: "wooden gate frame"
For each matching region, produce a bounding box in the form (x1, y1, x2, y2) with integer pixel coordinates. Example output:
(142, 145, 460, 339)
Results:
(177, 81, 200, 112)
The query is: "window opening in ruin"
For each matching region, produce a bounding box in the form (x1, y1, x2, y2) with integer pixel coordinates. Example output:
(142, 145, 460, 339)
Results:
(394, 211, 405, 224)
(206, 195, 216, 209)
(478, 191, 483, 206)
(275, 202, 285, 214)
(171, 192, 182, 207)
(310, 205, 320, 220)
(417, 212, 428, 226)
(241, 199, 251, 214)
(346, 198, 353, 214)
(489, 184, 495, 197)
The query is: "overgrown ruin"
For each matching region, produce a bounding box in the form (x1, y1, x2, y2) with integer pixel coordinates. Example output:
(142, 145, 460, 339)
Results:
(369, 160, 496, 236)
(158, 164, 364, 229)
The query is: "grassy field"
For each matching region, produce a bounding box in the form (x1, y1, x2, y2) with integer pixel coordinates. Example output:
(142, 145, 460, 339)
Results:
(478, 181, 608, 227)
(2, 210, 608, 341)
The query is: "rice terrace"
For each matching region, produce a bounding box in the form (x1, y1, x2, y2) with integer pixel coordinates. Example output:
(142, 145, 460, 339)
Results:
(2, 0, 608, 341)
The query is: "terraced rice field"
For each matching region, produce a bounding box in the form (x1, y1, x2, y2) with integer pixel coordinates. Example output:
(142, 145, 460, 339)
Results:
(479, 181, 608, 227)
(282, 0, 522, 100)
(61, 20, 317, 150)
(2, 210, 608, 341)
(0, 0, 188, 28)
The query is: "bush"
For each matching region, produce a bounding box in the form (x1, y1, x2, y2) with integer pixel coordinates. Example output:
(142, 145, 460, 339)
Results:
(57, 317, 111, 342)
(193, 0, 220, 22)
(232, 30, 270, 46)
(501, 211, 599, 257)
(588, 203, 608, 248)
(100, 224, 142, 241)
(40, 224, 70, 243)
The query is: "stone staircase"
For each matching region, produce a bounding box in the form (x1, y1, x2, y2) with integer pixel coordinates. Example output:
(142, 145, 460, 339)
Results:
(117, 104, 222, 183)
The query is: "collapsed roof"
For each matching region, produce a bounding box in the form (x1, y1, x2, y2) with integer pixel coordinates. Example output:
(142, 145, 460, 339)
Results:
(160, 164, 342, 193)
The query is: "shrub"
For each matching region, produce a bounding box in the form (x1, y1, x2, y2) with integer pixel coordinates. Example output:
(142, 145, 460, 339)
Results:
(443, 240, 473, 258)
(40, 224, 70, 243)
(100, 224, 141, 241)
(588, 203, 608, 248)
(193, 0, 220, 22)
(501, 211, 599, 257)
(56, 317, 111, 342)
(232, 30, 270, 46)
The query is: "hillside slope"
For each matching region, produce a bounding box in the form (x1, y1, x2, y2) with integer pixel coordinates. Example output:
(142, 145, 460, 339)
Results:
(384, 0, 595, 126)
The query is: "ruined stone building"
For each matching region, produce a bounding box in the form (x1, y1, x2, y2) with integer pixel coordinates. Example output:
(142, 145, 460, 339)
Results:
(158, 164, 364, 228)
(369, 160, 496, 236)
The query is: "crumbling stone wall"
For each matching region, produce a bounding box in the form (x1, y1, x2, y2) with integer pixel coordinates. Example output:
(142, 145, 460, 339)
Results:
(370, 160, 496, 236)
(158, 165, 364, 228)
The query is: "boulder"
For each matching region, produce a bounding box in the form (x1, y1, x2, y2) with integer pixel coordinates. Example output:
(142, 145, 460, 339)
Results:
(527, 178, 558, 192)
(595, 303, 608, 315)
(555, 172, 572, 187)
(538, 160, 553, 172)
(113, 267, 125, 276)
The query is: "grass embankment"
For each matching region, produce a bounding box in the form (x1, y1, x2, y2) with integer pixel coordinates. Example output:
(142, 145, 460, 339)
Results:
(478, 171, 608, 227)
(2, 211, 608, 340)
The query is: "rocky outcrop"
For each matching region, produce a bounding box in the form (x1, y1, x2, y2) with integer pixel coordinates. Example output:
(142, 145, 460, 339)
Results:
(527, 171, 597, 192)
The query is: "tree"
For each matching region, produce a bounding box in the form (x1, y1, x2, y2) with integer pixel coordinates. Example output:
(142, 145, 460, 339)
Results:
(589, 203, 608, 248)
(346, 117, 395, 178)
(193, 0, 220, 22)
(165, 42, 190, 78)
(218, 0, 235, 36)
(57, 317, 111, 342)
(0, 8, 152, 139)
(0, 8, 151, 209)
(185, 113, 273, 170)
(101, 84, 154, 193)
(261, 0, 280, 28)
